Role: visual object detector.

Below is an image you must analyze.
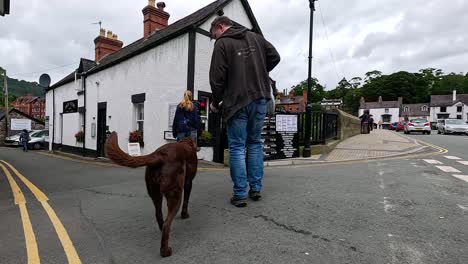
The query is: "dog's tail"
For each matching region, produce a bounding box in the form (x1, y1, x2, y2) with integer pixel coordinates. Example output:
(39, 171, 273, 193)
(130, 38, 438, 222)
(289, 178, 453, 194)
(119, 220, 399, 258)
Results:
(105, 132, 163, 168)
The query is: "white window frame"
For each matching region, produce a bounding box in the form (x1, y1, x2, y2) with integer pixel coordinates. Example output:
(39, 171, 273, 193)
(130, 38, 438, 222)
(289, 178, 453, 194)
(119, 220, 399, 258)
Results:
(135, 103, 144, 132)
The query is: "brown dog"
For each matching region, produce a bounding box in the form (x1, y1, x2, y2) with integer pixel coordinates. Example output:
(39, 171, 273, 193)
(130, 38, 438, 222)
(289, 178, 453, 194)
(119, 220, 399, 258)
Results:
(105, 132, 198, 257)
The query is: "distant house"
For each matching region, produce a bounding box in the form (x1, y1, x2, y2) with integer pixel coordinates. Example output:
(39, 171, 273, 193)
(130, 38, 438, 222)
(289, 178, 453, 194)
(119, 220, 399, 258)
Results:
(320, 99, 342, 111)
(429, 90, 468, 122)
(359, 96, 402, 127)
(12, 94, 45, 120)
(401, 103, 430, 121)
(275, 90, 307, 113)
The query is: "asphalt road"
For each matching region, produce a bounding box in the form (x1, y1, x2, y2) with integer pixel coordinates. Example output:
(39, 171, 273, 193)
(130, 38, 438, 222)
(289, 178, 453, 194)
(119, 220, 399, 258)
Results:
(0, 133, 467, 264)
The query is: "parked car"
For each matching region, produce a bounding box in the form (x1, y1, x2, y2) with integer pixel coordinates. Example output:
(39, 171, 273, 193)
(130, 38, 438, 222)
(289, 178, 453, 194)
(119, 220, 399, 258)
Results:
(4, 130, 49, 150)
(437, 119, 468, 135)
(404, 119, 431, 134)
(389, 122, 397, 130)
(396, 122, 405, 132)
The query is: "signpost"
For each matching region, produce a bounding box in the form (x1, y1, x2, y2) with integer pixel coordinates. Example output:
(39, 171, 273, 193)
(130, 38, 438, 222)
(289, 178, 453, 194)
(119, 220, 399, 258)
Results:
(128, 143, 141, 157)
(11, 119, 32, 131)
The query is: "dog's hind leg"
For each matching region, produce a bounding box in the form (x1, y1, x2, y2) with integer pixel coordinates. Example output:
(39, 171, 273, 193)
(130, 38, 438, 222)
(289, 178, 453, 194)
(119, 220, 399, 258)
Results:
(160, 190, 182, 258)
(146, 168, 164, 231)
(181, 180, 192, 219)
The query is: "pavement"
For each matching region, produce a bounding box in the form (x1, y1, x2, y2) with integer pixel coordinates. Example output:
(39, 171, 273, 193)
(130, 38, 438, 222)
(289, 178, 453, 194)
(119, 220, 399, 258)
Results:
(0, 131, 467, 263)
(265, 129, 436, 166)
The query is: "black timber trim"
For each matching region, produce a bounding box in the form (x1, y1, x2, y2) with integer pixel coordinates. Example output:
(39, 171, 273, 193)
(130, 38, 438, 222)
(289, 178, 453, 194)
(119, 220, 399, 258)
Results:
(195, 28, 212, 38)
(187, 30, 196, 93)
(77, 91, 84, 95)
(240, 0, 263, 35)
(52, 143, 97, 157)
(131, 93, 146, 104)
(98, 102, 107, 110)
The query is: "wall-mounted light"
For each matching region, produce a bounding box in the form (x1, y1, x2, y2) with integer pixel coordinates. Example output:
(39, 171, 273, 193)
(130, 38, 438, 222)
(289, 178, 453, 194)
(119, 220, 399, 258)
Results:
(95, 81, 100, 86)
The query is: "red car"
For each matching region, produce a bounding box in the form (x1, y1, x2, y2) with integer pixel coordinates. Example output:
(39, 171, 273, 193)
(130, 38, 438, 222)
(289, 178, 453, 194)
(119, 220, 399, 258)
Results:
(396, 122, 405, 132)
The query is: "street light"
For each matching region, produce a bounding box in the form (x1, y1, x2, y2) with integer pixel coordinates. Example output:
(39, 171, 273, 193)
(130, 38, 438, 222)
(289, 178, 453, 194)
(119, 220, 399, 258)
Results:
(303, 0, 317, 158)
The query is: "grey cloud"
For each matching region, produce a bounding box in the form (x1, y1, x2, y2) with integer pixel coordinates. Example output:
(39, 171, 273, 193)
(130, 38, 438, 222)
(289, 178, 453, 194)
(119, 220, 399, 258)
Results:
(1, 0, 467, 93)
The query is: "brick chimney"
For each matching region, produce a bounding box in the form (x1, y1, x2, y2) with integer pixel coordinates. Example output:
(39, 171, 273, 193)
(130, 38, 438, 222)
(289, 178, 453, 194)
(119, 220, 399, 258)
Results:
(143, 1, 170, 39)
(94, 28, 124, 62)
(453, 90, 457, 101)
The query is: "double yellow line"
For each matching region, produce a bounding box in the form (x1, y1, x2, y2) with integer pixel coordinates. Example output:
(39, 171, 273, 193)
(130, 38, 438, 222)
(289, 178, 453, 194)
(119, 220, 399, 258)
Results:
(0, 160, 81, 264)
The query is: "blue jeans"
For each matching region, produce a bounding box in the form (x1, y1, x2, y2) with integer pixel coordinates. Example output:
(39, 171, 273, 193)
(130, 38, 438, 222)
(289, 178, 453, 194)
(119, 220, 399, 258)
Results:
(176, 131, 197, 143)
(227, 98, 267, 199)
(22, 141, 28, 152)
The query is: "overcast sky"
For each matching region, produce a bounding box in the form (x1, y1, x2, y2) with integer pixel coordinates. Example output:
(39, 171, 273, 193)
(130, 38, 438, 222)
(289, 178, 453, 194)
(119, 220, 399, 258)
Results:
(1, 0, 467, 92)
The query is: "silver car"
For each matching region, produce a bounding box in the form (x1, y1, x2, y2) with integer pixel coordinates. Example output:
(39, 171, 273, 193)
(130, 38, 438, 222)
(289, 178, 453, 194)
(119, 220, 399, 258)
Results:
(438, 119, 468, 135)
(4, 130, 49, 150)
(404, 119, 431, 134)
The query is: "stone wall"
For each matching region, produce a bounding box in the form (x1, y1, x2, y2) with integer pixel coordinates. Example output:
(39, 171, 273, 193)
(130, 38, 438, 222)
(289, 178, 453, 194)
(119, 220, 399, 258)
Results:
(334, 109, 361, 141)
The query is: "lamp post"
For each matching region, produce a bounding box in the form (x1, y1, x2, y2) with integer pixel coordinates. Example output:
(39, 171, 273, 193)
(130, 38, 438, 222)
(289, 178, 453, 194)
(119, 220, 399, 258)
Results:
(303, 0, 317, 158)
(2, 68, 9, 137)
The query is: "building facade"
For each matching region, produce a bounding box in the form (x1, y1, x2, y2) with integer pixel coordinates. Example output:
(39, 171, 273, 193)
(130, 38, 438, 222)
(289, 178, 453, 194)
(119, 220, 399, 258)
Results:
(275, 90, 307, 113)
(359, 96, 402, 127)
(429, 90, 468, 122)
(11, 94, 45, 120)
(45, 0, 263, 160)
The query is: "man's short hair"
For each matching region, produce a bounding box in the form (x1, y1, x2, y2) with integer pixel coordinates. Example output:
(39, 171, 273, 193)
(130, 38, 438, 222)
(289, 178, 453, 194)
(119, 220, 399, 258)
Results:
(210, 16, 233, 33)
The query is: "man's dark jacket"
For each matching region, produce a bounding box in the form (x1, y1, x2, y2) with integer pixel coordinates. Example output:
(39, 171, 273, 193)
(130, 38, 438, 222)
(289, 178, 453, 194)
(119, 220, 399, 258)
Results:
(209, 25, 280, 120)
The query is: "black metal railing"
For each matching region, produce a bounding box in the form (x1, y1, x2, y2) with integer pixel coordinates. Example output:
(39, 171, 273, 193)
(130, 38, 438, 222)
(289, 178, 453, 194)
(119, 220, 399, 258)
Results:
(298, 111, 338, 145)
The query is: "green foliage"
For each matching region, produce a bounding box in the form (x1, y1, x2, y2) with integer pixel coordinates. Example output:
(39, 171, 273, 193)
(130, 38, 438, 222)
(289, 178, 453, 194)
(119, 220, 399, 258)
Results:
(0, 92, 17, 107)
(199, 131, 213, 146)
(0, 71, 44, 97)
(287, 67, 468, 116)
(290, 78, 326, 103)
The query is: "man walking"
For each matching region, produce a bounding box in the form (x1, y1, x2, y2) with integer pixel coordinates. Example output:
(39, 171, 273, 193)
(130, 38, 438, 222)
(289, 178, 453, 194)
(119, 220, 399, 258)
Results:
(19, 129, 30, 152)
(209, 16, 280, 207)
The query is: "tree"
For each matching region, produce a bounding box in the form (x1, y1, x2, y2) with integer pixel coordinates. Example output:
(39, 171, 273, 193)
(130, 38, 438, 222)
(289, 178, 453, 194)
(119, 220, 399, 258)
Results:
(364, 70, 382, 84)
(350, 77, 362, 89)
(290, 78, 326, 103)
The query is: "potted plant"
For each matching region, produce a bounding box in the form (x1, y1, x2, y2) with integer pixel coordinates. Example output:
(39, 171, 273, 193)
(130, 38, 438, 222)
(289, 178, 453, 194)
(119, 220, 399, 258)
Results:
(197, 131, 214, 161)
(129, 130, 144, 147)
(75, 131, 84, 144)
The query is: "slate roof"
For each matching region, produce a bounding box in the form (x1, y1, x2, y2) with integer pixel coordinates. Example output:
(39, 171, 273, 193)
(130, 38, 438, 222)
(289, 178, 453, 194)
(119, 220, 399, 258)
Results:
(360, 101, 399, 109)
(49, 58, 97, 90)
(276, 96, 305, 105)
(49, 0, 260, 90)
(0, 108, 44, 124)
(430, 94, 468, 107)
(402, 103, 430, 117)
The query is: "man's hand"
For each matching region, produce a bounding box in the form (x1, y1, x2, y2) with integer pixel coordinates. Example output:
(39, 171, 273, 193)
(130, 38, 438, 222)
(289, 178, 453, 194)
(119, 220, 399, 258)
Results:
(210, 102, 220, 113)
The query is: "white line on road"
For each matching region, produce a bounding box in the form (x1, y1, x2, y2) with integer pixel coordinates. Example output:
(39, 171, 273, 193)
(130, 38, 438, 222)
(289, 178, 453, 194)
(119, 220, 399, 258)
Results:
(444, 156, 461, 160)
(457, 161, 468, 166)
(452, 175, 468, 182)
(423, 159, 443, 165)
(435, 166, 461, 173)
(457, 204, 468, 212)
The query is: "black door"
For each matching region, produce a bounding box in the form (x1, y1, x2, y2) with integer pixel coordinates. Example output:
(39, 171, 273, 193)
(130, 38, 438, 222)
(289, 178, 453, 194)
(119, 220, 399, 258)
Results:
(97, 102, 107, 157)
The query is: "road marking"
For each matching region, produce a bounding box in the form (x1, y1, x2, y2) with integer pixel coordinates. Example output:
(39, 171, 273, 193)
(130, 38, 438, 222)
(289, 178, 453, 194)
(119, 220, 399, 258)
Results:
(435, 166, 461, 173)
(1, 160, 82, 264)
(0, 163, 40, 264)
(457, 204, 468, 212)
(423, 159, 443, 165)
(444, 156, 461, 160)
(452, 175, 468, 183)
(457, 161, 468, 166)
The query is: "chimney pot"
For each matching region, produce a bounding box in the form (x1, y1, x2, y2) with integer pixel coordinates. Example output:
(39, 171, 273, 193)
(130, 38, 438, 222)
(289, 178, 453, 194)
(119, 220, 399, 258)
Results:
(453, 90, 457, 101)
(157, 2, 166, 10)
(149, 0, 155, 7)
(100, 28, 106, 37)
(107, 31, 113, 38)
(94, 29, 124, 62)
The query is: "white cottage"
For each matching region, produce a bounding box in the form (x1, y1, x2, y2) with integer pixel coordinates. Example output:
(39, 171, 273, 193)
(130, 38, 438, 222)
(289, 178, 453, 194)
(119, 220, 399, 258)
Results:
(429, 90, 468, 122)
(45, 0, 262, 162)
(358, 96, 402, 128)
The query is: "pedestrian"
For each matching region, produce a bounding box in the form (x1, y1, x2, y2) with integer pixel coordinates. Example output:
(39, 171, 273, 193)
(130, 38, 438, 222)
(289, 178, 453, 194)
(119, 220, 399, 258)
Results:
(19, 129, 30, 152)
(369, 115, 374, 131)
(360, 110, 370, 134)
(378, 120, 383, 129)
(209, 16, 280, 207)
(172, 90, 201, 144)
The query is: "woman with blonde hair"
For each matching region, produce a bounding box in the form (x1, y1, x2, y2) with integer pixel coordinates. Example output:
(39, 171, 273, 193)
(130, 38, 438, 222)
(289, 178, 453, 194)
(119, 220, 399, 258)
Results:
(172, 90, 201, 142)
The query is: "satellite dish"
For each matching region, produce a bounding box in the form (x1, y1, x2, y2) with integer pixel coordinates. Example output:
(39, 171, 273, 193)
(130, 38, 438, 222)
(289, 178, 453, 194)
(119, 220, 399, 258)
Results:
(39, 74, 51, 88)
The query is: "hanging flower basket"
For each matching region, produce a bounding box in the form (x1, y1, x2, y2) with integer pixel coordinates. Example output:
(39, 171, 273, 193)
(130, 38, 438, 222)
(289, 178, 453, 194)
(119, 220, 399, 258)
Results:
(129, 130, 144, 147)
(75, 131, 85, 143)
